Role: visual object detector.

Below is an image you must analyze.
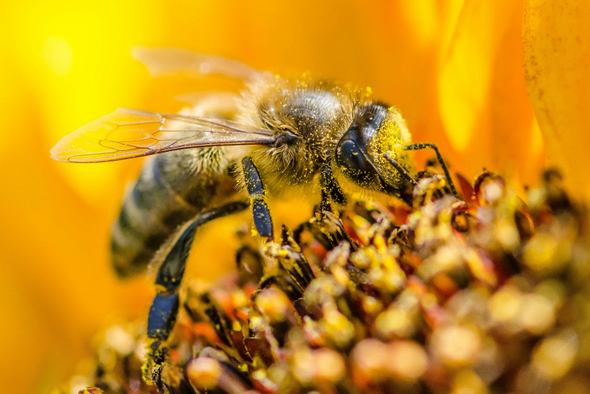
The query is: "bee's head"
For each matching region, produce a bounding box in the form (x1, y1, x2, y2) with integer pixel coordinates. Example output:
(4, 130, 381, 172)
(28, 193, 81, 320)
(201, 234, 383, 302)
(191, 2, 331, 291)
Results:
(335, 102, 414, 197)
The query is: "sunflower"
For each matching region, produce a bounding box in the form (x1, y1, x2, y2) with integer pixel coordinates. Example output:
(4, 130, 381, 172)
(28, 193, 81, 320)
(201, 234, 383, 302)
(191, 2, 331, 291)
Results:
(1, 1, 588, 393)
(57, 169, 590, 394)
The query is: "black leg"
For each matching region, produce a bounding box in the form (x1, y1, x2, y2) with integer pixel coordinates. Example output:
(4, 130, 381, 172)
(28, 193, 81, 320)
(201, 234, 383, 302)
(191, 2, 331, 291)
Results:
(318, 165, 346, 217)
(319, 189, 332, 215)
(403, 143, 459, 198)
(147, 293, 180, 340)
(242, 157, 274, 241)
(147, 200, 249, 340)
(320, 165, 347, 206)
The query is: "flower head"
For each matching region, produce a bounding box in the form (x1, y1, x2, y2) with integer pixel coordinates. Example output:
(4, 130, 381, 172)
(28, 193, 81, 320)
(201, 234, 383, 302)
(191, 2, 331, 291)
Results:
(56, 167, 590, 394)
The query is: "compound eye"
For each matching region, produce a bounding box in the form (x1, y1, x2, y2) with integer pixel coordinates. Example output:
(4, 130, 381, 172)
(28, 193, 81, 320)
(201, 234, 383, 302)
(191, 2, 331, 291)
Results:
(336, 139, 372, 173)
(335, 127, 384, 191)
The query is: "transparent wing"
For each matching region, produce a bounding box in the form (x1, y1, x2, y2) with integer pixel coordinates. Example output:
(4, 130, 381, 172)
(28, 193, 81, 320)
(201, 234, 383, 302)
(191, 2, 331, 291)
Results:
(131, 46, 271, 83)
(51, 108, 275, 163)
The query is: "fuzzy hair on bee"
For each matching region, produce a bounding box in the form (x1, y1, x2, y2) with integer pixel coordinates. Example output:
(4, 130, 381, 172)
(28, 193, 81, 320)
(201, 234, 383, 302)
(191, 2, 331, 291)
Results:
(51, 47, 458, 347)
(236, 77, 355, 197)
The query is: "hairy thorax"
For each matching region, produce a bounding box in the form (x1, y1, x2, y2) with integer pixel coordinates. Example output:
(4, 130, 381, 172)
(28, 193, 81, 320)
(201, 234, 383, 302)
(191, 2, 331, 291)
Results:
(240, 78, 353, 197)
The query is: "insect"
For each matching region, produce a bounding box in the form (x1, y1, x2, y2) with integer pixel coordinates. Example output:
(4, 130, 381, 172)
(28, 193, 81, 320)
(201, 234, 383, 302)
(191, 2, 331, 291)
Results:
(51, 47, 458, 343)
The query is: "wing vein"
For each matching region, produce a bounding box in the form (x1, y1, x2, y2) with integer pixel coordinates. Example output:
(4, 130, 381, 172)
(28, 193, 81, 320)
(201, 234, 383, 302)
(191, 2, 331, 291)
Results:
(51, 108, 276, 163)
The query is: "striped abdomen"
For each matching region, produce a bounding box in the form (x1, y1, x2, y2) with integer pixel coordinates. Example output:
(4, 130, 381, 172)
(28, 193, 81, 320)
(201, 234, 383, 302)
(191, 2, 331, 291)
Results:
(111, 148, 240, 277)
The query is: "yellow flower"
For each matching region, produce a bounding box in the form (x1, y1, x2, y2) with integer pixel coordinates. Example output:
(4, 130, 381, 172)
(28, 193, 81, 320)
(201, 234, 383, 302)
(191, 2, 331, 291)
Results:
(1, 1, 588, 393)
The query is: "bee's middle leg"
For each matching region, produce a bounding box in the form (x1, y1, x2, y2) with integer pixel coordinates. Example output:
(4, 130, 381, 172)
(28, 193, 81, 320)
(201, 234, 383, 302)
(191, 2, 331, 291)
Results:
(147, 200, 249, 340)
(242, 157, 274, 241)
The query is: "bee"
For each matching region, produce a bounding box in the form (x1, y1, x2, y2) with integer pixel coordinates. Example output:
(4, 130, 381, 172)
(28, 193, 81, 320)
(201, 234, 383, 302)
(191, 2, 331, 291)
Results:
(51, 47, 457, 342)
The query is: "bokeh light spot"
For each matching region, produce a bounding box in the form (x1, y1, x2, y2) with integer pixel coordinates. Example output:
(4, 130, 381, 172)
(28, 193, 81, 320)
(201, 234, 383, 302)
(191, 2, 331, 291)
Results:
(40, 36, 73, 77)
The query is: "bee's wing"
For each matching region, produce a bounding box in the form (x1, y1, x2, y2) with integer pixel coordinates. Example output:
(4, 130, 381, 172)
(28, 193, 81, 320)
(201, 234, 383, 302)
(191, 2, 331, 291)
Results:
(51, 108, 276, 163)
(131, 46, 271, 83)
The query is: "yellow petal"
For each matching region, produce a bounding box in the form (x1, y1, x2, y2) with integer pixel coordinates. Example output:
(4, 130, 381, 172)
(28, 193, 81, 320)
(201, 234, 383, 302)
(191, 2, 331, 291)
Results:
(523, 0, 590, 198)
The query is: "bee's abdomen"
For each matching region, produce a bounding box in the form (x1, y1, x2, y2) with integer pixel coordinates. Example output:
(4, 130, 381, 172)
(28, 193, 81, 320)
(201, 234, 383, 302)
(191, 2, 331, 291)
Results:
(111, 150, 237, 277)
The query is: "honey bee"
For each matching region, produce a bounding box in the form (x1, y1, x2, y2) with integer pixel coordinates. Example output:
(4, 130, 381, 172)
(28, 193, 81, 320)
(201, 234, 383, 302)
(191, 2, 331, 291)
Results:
(51, 47, 457, 342)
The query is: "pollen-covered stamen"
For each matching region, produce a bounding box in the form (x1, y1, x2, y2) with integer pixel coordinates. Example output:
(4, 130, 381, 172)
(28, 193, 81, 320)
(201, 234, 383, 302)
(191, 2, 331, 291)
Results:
(58, 167, 588, 394)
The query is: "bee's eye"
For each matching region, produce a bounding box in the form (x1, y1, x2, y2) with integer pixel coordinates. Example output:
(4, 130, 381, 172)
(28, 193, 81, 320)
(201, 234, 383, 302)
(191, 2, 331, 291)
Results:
(335, 124, 383, 188)
(337, 138, 371, 173)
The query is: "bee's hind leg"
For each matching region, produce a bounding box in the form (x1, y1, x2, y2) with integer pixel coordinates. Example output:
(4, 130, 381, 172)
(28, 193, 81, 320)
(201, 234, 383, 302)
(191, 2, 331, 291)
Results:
(147, 200, 250, 341)
(242, 157, 274, 242)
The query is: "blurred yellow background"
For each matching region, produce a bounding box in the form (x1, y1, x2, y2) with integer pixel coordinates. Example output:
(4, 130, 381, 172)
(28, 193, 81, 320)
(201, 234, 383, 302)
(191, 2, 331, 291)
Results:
(3, 0, 589, 393)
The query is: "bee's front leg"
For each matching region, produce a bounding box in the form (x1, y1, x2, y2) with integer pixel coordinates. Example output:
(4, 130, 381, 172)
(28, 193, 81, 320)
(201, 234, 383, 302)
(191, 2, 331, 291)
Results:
(402, 143, 459, 198)
(319, 165, 346, 214)
(242, 157, 274, 242)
